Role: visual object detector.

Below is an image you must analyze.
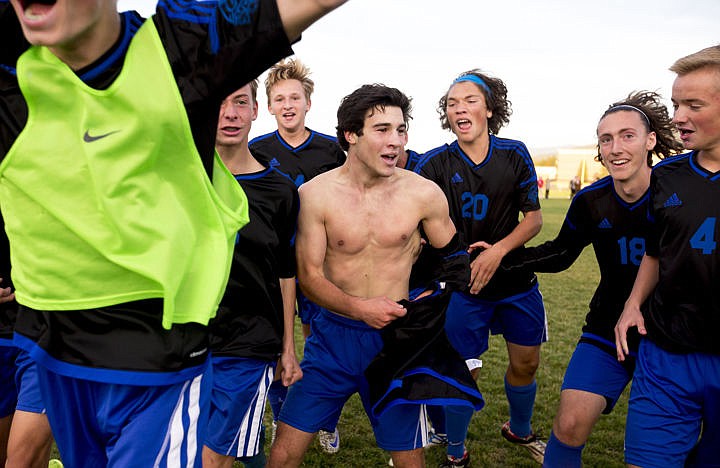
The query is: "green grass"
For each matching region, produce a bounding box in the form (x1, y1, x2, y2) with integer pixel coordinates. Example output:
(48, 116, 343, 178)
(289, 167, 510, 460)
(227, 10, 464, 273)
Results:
(257, 198, 625, 467)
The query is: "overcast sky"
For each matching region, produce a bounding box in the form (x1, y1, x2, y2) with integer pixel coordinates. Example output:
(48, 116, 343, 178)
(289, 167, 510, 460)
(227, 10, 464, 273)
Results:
(119, 0, 720, 153)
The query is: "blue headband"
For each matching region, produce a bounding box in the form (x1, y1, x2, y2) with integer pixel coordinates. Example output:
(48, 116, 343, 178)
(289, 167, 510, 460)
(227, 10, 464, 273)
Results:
(453, 74, 492, 97)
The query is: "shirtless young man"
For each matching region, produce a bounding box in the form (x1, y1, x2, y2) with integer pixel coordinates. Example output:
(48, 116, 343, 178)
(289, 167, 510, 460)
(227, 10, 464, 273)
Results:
(268, 84, 469, 468)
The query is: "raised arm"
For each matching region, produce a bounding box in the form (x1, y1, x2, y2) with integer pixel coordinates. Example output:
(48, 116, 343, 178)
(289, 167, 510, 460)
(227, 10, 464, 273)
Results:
(276, 0, 349, 42)
(295, 182, 405, 328)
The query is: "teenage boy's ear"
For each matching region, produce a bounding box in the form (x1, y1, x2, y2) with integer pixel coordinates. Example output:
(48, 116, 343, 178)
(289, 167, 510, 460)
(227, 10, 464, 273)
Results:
(345, 131, 358, 146)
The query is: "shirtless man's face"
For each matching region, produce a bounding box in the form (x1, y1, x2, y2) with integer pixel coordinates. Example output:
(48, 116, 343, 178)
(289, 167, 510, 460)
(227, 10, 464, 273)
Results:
(347, 106, 407, 178)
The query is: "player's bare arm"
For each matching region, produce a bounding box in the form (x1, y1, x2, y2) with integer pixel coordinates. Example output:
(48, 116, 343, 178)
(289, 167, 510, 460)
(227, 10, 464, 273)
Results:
(279, 276, 302, 386)
(468, 208, 542, 294)
(277, 0, 349, 42)
(615, 254, 658, 361)
(416, 176, 456, 250)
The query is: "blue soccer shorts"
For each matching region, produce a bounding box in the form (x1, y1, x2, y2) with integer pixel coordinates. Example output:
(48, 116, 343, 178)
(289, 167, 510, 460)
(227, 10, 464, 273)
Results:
(279, 309, 428, 452)
(296, 287, 322, 326)
(444, 284, 547, 359)
(625, 338, 720, 467)
(204, 356, 274, 458)
(561, 336, 634, 414)
(36, 366, 211, 468)
(14, 348, 46, 414)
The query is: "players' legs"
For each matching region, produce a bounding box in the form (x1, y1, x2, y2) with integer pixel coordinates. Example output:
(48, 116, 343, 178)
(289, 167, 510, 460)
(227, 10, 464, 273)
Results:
(496, 285, 547, 438)
(6, 348, 52, 468)
(388, 448, 424, 468)
(6, 410, 52, 468)
(505, 342, 541, 437)
(0, 414, 11, 464)
(544, 339, 633, 467)
(440, 292, 493, 460)
(267, 422, 316, 468)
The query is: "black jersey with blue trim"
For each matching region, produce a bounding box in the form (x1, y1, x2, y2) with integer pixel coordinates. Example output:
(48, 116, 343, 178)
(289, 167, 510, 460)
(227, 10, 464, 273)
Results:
(401, 149, 421, 172)
(644, 152, 720, 354)
(0, 0, 295, 383)
(503, 176, 648, 348)
(249, 128, 346, 186)
(210, 165, 298, 360)
(415, 136, 540, 299)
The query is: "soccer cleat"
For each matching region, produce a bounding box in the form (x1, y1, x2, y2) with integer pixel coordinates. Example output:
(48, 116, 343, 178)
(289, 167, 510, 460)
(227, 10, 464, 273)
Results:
(426, 429, 449, 447)
(318, 428, 340, 454)
(501, 421, 546, 464)
(439, 451, 470, 467)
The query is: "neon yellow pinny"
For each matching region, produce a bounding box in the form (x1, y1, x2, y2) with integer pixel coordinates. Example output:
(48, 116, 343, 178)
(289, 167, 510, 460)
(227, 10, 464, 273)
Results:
(0, 20, 248, 329)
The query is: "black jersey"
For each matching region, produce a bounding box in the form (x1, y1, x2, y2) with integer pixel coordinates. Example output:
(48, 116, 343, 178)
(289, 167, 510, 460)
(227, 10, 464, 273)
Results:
(210, 166, 298, 360)
(415, 137, 541, 299)
(503, 176, 648, 349)
(644, 152, 720, 354)
(249, 128, 346, 186)
(401, 149, 422, 172)
(0, 0, 294, 382)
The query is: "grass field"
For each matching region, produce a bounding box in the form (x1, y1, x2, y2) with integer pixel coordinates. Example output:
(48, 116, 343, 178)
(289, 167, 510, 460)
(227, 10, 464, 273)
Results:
(50, 198, 626, 467)
(261, 197, 627, 467)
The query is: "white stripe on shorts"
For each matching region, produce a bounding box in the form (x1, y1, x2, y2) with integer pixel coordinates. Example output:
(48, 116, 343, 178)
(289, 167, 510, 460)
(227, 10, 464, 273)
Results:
(234, 364, 274, 458)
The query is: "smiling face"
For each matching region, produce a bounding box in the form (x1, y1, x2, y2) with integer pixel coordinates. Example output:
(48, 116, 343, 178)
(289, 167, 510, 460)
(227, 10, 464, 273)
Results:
(216, 84, 258, 149)
(445, 81, 492, 145)
(268, 79, 311, 134)
(346, 106, 407, 179)
(597, 110, 656, 184)
(671, 67, 720, 156)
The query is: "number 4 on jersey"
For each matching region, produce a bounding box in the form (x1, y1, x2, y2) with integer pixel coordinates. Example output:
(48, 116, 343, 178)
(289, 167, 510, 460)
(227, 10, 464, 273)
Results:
(690, 217, 717, 255)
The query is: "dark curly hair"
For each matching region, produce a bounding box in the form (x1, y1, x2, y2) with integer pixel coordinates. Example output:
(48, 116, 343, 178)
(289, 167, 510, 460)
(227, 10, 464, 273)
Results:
(336, 84, 412, 151)
(437, 69, 512, 135)
(596, 91, 684, 165)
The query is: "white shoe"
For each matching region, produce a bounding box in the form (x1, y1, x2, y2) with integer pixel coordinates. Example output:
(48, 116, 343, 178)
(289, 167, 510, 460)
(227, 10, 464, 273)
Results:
(318, 428, 340, 454)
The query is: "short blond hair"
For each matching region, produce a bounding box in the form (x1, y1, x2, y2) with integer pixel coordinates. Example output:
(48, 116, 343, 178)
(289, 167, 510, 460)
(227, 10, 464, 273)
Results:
(264, 58, 314, 102)
(670, 44, 720, 76)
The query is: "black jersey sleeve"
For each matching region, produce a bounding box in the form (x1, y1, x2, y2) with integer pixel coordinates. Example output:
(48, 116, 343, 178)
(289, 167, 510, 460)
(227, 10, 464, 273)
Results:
(503, 194, 591, 272)
(418, 233, 470, 293)
(513, 141, 541, 213)
(152, 0, 294, 175)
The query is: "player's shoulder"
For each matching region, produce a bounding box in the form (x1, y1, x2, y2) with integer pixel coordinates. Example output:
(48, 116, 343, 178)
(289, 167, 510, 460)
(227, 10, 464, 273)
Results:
(491, 135, 532, 161)
(414, 142, 455, 171)
(575, 175, 613, 201)
(652, 151, 691, 177)
(249, 131, 278, 149)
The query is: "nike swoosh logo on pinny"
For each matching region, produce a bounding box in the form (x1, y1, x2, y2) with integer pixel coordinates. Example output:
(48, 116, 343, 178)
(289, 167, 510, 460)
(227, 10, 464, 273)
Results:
(83, 130, 120, 143)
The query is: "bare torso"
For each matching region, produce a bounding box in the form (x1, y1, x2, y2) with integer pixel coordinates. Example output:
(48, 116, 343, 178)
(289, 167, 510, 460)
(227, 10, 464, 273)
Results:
(309, 168, 427, 301)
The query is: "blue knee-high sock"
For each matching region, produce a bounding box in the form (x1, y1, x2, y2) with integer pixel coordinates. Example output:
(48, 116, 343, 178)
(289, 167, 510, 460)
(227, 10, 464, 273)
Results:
(543, 431, 583, 468)
(268, 380, 288, 421)
(445, 405, 473, 458)
(427, 405, 446, 434)
(505, 377, 536, 437)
